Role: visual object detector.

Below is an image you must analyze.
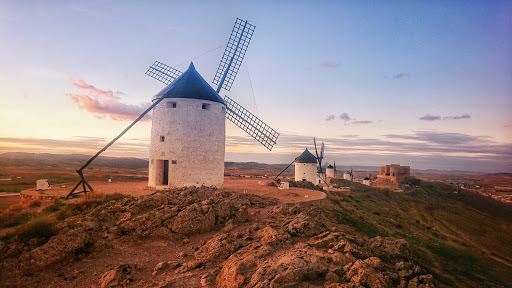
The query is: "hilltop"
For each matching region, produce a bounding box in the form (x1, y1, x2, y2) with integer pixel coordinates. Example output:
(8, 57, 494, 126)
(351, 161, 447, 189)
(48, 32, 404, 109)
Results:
(1, 179, 511, 287)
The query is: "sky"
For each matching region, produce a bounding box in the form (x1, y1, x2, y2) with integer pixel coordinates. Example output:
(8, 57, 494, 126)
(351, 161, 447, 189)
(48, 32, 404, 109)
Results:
(0, 1, 511, 172)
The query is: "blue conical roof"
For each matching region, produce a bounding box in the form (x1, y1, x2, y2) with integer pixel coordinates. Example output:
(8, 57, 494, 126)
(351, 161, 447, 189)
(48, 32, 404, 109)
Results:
(154, 62, 225, 104)
(295, 148, 318, 163)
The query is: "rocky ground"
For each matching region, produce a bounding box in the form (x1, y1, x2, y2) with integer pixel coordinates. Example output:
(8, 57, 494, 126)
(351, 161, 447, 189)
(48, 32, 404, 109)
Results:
(0, 187, 436, 287)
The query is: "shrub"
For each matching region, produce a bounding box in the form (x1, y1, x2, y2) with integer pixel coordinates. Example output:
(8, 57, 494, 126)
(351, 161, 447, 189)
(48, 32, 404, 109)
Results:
(104, 193, 127, 202)
(29, 200, 42, 208)
(16, 218, 56, 243)
(56, 206, 74, 220)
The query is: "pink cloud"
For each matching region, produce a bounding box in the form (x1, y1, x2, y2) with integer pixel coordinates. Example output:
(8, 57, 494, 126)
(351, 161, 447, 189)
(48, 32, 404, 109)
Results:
(67, 78, 150, 121)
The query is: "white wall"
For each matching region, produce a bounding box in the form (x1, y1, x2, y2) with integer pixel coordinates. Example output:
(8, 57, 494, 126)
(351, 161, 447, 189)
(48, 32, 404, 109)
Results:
(295, 162, 317, 183)
(326, 168, 334, 178)
(148, 98, 225, 188)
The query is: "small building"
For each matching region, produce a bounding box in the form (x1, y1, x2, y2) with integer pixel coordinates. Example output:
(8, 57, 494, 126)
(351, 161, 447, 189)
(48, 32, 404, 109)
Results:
(36, 179, 51, 191)
(362, 176, 371, 186)
(294, 148, 318, 183)
(378, 164, 410, 182)
(326, 164, 334, 178)
(278, 182, 290, 190)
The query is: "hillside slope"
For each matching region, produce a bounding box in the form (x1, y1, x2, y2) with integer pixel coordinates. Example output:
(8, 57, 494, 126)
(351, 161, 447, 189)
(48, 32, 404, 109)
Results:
(1, 181, 511, 287)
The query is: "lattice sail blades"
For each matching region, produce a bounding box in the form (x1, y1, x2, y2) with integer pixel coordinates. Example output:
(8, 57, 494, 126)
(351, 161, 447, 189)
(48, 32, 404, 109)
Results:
(145, 61, 183, 85)
(213, 18, 256, 92)
(224, 95, 279, 151)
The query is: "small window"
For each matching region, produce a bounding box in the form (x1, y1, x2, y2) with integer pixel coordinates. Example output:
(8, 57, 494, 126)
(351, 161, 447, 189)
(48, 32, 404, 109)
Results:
(202, 103, 211, 110)
(167, 101, 177, 108)
(171, 160, 177, 164)
(160, 136, 165, 142)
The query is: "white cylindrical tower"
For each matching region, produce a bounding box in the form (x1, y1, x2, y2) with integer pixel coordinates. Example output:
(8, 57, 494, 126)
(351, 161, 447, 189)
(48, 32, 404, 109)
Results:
(326, 164, 334, 178)
(294, 148, 318, 183)
(148, 62, 226, 188)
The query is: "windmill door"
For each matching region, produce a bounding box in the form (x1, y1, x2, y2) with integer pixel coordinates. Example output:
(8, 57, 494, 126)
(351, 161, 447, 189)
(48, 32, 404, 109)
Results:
(163, 160, 169, 185)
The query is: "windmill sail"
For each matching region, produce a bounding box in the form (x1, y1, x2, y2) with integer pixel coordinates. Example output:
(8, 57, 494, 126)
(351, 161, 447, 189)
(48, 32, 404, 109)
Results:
(145, 61, 183, 85)
(224, 95, 279, 151)
(213, 18, 255, 92)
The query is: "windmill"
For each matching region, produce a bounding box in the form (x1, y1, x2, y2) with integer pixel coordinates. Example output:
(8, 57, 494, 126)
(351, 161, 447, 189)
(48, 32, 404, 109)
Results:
(145, 18, 279, 151)
(313, 137, 328, 184)
(274, 137, 328, 185)
(67, 18, 279, 197)
(313, 137, 325, 174)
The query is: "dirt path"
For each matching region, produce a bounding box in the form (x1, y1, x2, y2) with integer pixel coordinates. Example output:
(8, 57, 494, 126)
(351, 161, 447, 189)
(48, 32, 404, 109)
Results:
(17, 177, 327, 204)
(222, 177, 326, 203)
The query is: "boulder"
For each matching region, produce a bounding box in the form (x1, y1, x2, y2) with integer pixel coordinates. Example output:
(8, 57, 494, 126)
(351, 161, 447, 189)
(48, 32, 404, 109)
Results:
(98, 264, 139, 288)
(171, 203, 216, 236)
(194, 233, 241, 262)
(285, 213, 324, 237)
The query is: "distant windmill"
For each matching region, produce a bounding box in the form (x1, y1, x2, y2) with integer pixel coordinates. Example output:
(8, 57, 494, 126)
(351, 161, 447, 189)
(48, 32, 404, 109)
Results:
(313, 137, 328, 184)
(274, 137, 327, 185)
(67, 18, 279, 197)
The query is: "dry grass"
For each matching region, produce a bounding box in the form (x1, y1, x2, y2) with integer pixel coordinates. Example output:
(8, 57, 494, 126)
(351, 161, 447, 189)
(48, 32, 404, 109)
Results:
(0, 199, 44, 229)
(15, 217, 56, 243)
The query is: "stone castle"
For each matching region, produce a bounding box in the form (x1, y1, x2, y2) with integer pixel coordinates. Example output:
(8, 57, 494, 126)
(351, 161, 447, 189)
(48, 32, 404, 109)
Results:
(378, 164, 410, 182)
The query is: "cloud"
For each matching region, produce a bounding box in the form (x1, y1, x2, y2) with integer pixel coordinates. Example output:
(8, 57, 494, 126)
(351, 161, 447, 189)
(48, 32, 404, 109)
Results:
(325, 115, 335, 121)
(352, 120, 373, 125)
(419, 114, 441, 121)
(443, 114, 471, 120)
(224, 131, 512, 172)
(340, 112, 351, 121)
(392, 73, 409, 79)
(320, 60, 341, 68)
(420, 113, 472, 121)
(2, 130, 511, 172)
(70, 78, 124, 98)
(67, 78, 150, 121)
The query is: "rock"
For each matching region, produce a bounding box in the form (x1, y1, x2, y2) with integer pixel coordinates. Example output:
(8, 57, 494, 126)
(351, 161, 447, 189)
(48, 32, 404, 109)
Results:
(343, 258, 393, 287)
(18, 223, 97, 272)
(285, 213, 324, 237)
(407, 274, 436, 288)
(247, 243, 331, 287)
(175, 260, 203, 274)
(200, 271, 217, 287)
(325, 271, 340, 282)
(308, 232, 340, 248)
(217, 243, 272, 288)
(99, 264, 139, 288)
(195, 233, 241, 263)
(368, 236, 410, 262)
(257, 226, 290, 247)
(152, 262, 168, 276)
(171, 204, 216, 236)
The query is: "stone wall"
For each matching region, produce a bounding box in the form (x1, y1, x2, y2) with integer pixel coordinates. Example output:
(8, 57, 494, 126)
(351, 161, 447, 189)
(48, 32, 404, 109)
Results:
(378, 164, 410, 182)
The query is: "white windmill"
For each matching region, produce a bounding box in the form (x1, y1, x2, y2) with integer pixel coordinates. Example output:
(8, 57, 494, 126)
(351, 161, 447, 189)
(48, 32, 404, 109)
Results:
(67, 18, 279, 197)
(274, 137, 328, 185)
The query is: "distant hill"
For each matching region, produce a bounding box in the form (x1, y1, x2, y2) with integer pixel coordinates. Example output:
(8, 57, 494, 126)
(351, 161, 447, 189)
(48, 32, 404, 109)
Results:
(0, 152, 149, 169)
(488, 172, 512, 177)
